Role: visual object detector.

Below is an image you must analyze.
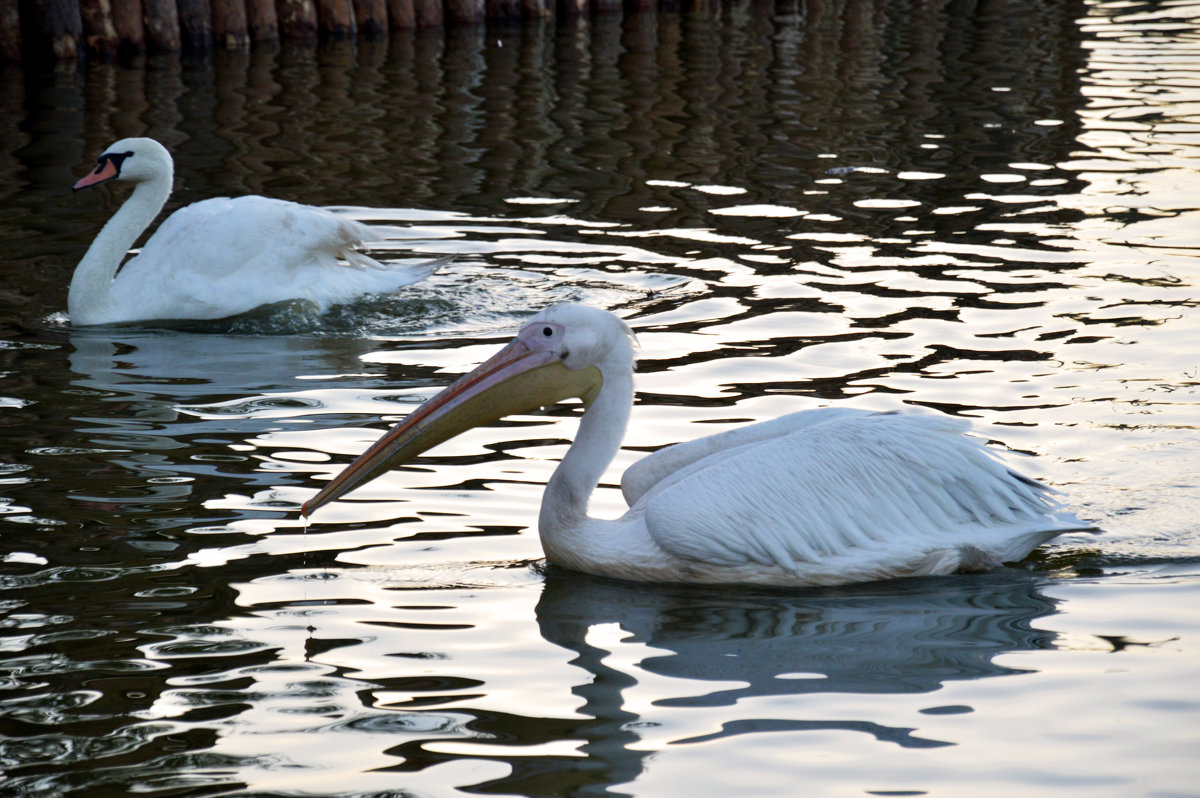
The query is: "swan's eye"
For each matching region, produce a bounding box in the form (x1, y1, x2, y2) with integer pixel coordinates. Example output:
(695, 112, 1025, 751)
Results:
(97, 152, 134, 176)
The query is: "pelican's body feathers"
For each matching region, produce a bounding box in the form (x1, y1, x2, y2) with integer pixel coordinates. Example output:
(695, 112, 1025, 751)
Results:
(70, 137, 442, 326)
(303, 304, 1094, 588)
(608, 408, 1082, 586)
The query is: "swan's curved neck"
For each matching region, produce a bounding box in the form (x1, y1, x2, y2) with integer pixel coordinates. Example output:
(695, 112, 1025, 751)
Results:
(538, 366, 633, 541)
(69, 174, 171, 324)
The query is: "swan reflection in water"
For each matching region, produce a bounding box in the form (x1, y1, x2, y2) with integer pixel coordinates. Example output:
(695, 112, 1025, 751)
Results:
(67, 326, 376, 401)
(60, 328, 383, 526)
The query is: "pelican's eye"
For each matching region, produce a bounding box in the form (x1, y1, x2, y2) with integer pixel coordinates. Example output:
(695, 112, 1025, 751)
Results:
(542, 326, 554, 337)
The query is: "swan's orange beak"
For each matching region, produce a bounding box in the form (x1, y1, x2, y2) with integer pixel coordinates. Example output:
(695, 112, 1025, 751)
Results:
(73, 157, 121, 191)
(301, 323, 601, 518)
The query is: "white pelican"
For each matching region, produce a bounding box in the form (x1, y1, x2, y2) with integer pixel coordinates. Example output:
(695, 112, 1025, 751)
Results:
(302, 304, 1093, 587)
(70, 137, 445, 325)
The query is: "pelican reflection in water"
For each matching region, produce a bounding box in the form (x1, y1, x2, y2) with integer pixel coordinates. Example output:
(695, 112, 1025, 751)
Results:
(302, 304, 1093, 587)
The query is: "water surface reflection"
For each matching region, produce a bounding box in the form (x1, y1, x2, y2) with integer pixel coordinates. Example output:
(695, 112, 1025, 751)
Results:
(529, 570, 1061, 781)
(0, 0, 1197, 795)
(183, 565, 1067, 796)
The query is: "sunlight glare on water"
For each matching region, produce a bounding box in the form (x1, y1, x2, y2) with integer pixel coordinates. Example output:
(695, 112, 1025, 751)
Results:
(0, 0, 1197, 795)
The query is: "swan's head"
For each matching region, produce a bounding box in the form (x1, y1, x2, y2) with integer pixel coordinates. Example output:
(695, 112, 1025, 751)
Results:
(73, 137, 173, 191)
(301, 303, 637, 518)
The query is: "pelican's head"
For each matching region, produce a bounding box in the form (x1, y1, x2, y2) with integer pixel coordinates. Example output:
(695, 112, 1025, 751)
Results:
(301, 303, 635, 518)
(73, 137, 173, 191)
(528, 303, 636, 375)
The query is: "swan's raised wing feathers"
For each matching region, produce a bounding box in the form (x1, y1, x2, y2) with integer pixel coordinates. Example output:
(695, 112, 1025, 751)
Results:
(112, 197, 443, 319)
(132, 196, 369, 278)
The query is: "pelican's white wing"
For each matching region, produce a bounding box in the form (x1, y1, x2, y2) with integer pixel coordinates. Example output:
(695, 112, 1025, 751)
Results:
(111, 196, 440, 320)
(633, 410, 1091, 580)
(622, 407, 865, 505)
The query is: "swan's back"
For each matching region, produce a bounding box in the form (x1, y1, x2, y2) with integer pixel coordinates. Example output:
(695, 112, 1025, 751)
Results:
(110, 196, 426, 321)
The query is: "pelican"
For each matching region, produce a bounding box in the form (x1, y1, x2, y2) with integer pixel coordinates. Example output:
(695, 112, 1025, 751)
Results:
(302, 304, 1093, 587)
(69, 137, 445, 325)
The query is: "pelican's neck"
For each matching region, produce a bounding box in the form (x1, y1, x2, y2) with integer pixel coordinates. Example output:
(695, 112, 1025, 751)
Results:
(69, 173, 171, 325)
(538, 365, 633, 542)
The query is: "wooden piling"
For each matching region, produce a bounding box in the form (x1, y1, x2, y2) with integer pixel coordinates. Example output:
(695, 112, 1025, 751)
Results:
(140, 0, 180, 50)
(1, 1, 22, 60)
(413, 0, 443, 27)
(80, 0, 119, 58)
(387, 0, 415, 29)
(352, 0, 388, 36)
(176, 0, 212, 49)
(277, 0, 319, 39)
(212, 0, 250, 48)
(244, 0, 279, 42)
(521, 0, 553, 18)
(111, 0, 145, 51)
(31, 0, 83, 60)
(445, 0, 484, 24)
(7, 0, 711, 60)
(316, 0, 356, 36)
(486, 0, 521, 19)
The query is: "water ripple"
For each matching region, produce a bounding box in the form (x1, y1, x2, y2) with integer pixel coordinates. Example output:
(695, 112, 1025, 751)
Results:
(0, 2, 1196, 795)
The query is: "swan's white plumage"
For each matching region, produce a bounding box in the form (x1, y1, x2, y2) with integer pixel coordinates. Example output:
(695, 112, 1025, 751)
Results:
(70, 137, 441, 325)
(302, 303, 1094, 588)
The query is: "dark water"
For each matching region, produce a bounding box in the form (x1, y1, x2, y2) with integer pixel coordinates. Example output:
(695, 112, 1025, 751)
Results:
(0, 1, 1198, 795)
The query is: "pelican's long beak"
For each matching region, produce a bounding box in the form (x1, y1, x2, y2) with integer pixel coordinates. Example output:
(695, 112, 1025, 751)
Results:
(301, 324, 601, 518)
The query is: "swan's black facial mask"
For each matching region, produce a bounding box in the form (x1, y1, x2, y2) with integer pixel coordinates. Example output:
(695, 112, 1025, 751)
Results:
(73, 151, 134, 191)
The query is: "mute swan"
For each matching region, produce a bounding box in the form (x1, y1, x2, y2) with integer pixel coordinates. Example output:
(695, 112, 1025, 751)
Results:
(301, 304, 1094, 588)
(70, 137, 444, 325)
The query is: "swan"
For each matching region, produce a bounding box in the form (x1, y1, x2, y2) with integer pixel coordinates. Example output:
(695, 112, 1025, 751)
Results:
(70, 137, 444, 325)
(301, 304, 1094, 587)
